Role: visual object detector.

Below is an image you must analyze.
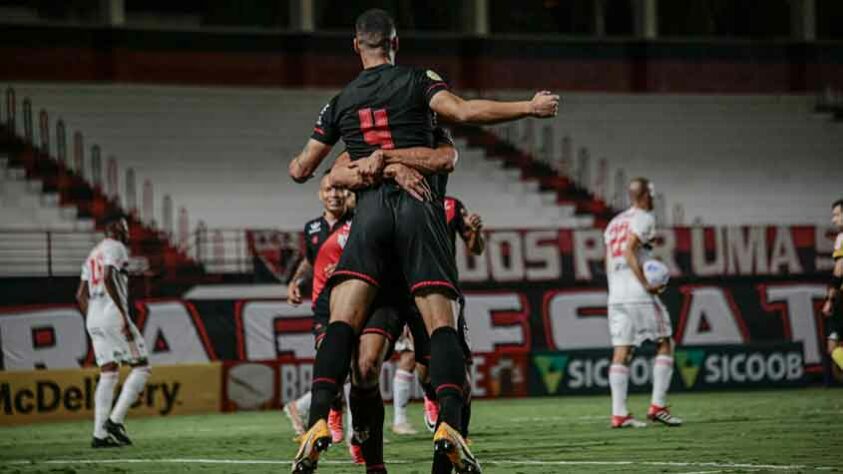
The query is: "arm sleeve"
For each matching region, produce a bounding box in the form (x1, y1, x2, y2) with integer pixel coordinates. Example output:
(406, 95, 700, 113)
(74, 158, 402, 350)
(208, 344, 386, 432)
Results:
(304, 224, 317, 265)
(834, 233, 843, 260)
(310, 95, 341, 146)
(630, 213, 656, 244)
(81, 262, 90, 281)
(101, 242, 129, 270)
(417, 68, 451, 105)
(433, 126, 455, 148)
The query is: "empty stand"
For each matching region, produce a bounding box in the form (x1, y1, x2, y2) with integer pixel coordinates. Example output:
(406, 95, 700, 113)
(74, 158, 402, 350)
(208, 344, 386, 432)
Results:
(492, 93, 843, 226)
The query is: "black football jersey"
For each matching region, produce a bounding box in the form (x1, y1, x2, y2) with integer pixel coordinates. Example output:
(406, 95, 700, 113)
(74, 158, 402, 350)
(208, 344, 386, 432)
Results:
(310, 64, 451, 196)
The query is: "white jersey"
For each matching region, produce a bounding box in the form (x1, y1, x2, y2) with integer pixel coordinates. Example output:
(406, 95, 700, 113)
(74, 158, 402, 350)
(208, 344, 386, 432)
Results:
(81, 238, 130, 326)
(604, 207, 656, 304)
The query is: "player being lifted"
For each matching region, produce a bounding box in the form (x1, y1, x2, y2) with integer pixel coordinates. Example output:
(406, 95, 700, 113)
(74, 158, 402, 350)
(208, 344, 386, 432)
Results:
(820, 199, 843, 375)
(286, 174, 354, 445)
(288, 9, 558, 473)
(409, 195, 485, 436)
(328, 137, 459, 469)
(75, 215, 151, 448)
(603, 179, 682, 428)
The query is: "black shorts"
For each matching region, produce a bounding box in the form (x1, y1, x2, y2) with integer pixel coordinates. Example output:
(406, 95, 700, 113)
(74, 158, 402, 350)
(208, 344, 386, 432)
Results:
(330, 183, 460, 299)
(312, 280, 406, 353)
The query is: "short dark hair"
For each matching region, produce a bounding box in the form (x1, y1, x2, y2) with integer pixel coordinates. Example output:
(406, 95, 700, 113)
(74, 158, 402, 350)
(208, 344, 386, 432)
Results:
(102, 212, 127, 227)
(833, 199, 843, 211)
(355, 9, 395, 51)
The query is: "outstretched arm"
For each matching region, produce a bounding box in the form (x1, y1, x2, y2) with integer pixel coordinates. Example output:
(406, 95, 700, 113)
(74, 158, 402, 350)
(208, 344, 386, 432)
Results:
(289, 139, 334, 183)
(429, 90, 560, 125)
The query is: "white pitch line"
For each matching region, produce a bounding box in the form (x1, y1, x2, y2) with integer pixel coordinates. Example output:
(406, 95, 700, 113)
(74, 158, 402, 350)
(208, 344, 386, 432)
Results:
(2, 458, 833, 470)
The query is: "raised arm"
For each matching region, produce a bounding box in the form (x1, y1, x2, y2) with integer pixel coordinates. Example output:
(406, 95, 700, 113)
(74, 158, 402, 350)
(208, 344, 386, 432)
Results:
(429, 90, 559, 125)
(289, 139, 334, 183)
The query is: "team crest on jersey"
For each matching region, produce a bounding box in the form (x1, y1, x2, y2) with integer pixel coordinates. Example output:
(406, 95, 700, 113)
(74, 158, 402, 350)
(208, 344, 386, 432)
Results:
(426, 70, 443, 81)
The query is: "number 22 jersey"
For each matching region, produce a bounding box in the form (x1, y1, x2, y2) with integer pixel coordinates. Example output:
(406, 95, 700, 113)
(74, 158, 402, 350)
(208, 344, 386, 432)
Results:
(603, 207, 656, 304)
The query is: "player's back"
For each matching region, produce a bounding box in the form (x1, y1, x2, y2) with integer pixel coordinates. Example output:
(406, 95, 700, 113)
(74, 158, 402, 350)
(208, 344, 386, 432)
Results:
(604, 208, 655, 304)
(324, 64, 441, 160)
(82, 238, 129, 321)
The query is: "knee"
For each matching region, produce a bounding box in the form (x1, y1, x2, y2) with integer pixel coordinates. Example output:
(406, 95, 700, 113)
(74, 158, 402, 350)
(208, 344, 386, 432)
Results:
(612, 347, 633, 365)
(656, 338, 674, 356)
(356, 353, 381, 387)
(100, 362, 119, 373)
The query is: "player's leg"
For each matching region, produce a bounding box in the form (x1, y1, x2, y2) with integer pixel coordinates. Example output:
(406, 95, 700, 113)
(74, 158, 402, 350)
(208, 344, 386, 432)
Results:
(87, 322, 124, 448)
(646, 300, 682, 426)
(92, 362, 121, 448)
(828, 318, 843, 372)
(392, 339, 418, 435)
(287, 305, 327, 437)
(106, 322, 150, 445)
(608, 304, 645, 428)
(349, 305, 402, 474)
(407, 308, 439, 432)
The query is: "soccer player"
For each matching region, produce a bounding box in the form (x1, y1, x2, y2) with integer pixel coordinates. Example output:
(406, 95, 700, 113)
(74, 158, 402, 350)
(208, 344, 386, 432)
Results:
(415, 196, 485, 434)
(603, 178, 682, 428)
(75, 215, 150, 448)
(288, 9, 559, 473)
(821, 199, 843, 373)
(285, 173, 353, 443)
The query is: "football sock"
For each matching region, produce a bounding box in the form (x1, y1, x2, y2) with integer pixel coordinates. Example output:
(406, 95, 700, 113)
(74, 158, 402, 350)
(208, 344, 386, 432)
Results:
(430, 327, 465, 431)
(421, 380, 437, 403)
(609, 364, 629, 417)
(832, 347, 843, 371)
(308, 321, 355, 429)
(110, 366, 150, 424)
(349, 385, 385, 471)
(651, 355, 674, 408)
(461, 398, 472, 438)
(392, 369, 413, 426)
(93, 371, 118, 438)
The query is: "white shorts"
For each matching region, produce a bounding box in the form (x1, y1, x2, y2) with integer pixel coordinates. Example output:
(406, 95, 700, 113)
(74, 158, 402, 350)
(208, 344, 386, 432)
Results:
(87, 316, 148, 367)
(608, 299, 672, 347)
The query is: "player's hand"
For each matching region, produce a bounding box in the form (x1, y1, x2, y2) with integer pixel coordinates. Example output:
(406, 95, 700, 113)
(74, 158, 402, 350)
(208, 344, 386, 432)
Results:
(391, 164, 433, 202)
(822, 299, 834, 317)
(324, 263, 337, 278)
(357, 150, 386, 180)
(646, 283, 666, 295)
(287, 278, 303, 306)
(530, 91, 560, 118)
(466, 212, 483, 232)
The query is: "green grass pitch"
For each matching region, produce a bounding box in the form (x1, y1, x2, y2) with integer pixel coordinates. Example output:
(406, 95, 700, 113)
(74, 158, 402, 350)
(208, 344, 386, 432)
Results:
(1, 388, 840, 473)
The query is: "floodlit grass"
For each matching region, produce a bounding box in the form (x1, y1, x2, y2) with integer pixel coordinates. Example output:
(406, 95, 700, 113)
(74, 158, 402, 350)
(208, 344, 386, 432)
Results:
(1, 388, 840, 473)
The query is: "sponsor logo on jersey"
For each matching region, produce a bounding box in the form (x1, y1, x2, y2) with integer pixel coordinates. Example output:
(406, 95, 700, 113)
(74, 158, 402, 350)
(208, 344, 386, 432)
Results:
(308, 221, 322, 234)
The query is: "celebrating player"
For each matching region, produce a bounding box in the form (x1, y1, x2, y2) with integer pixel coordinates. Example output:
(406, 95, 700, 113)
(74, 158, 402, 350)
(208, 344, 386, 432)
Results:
(285, 173, 353, 444)
(821, 199, 843, 374)
(75, 215, 150, 448)
(603, 178, 682, 428)
(288, 9, 559, 473)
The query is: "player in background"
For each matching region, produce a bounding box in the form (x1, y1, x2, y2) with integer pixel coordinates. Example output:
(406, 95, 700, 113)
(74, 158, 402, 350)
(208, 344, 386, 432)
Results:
(285, 174, 352, 443)
(75, 215, 150, 448)
(821, 199, 843, 374)
(288, 9, 558, 473)
(603, 178, 682, 428)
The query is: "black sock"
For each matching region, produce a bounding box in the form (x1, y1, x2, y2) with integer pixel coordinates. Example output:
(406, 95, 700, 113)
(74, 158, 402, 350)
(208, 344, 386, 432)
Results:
(461, 400, 472, 438)
(307, 321, 355, 428)
(432, 451, 453, 474)
(349, 385, 385, 471)
(429, 327, 465, 431)
(422, 381, 437, 402)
